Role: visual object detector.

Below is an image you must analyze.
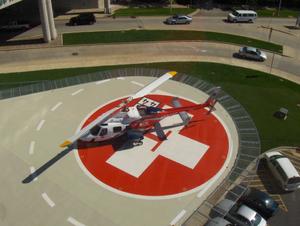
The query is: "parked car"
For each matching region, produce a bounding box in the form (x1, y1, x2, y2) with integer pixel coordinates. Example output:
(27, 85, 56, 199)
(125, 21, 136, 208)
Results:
(240, 188, 279, 219)
(206, 217, 233, 226)
(0, 20, 31, 30)
(165, 14, 192, 25)
(227, 10, 257, 23)
(215, 199, 267, 226)
(238, 47, 267, 61)
(264, 151, 300, 191)
(69, 13, 96, 26)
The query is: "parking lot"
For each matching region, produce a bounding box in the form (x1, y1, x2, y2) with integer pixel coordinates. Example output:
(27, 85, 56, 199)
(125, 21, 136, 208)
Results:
(244, 148, 300, 226)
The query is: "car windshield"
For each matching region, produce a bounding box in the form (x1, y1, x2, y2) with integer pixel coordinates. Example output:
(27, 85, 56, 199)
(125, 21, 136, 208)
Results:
(232, 11, 239, 16)
(256, 49, 261, 54)
(269, 155, 285, 161)
(251, 213, 262, 226)
(234, 215, 251, 226)
(288, 177, 300, 184)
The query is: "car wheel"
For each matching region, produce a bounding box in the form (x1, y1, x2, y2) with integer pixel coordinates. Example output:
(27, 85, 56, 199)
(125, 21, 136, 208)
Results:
(89, 21, 93, 25)
(233, 19, 237, 23)
(73, 22, 77, 26)
(248, 19, 253, 23)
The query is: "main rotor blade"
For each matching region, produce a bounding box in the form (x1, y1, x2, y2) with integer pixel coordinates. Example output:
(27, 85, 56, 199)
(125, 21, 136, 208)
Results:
(60, 106, 119, 148)
(60, 71, 177, 148)
(130, 71, 177, 100)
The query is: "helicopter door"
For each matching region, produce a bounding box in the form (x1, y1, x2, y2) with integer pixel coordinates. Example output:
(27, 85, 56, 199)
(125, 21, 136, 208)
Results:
(94, 127, 108, 141)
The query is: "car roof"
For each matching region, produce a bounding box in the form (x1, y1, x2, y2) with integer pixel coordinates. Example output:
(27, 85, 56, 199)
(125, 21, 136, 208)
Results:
(245, 47, 258, 52)
(237, 205, 256, 221)
(276, 157, 300, 178)
(244, 188, 277, 205)
(234, 10, 256, 14)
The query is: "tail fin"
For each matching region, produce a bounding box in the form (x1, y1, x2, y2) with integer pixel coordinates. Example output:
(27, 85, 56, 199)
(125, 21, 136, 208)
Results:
(205, 87, 221, 114)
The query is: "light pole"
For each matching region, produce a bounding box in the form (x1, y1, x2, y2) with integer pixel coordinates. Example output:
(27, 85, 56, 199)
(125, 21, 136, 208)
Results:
(277, 0, 282, 16)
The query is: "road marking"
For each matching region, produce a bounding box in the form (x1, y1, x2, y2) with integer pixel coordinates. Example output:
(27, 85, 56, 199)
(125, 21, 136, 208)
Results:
(95, 79, 110, 85)
(116, 77, 125, 80)
(51, 102, 63, 112)
(36, 120, 45, 131)
(42, 193, 55, 207)
(170, 210, 186, 225)
(67, 217, 86, 226)
(71, 89, 84, 96)
(30, 166, 38, 181)
(131, 81, 144, 87)
(29, 141, 35, 155)
(200, 49, 207, 53)
(278, 195, 288, 212)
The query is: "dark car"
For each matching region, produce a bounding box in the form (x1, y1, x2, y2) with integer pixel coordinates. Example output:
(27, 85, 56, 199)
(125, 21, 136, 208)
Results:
(240, 188, 279, 219)
(69, 13, 96, 26)
(0, 20, 31, 30)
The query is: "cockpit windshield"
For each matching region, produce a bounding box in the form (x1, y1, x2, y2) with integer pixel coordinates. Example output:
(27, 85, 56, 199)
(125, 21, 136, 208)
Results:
(90, 125, 101, 136)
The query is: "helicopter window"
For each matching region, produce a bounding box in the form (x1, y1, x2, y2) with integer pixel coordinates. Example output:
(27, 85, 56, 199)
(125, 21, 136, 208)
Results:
(99, 128, 108, 136)
(90, 125, 101, 136)
(113, 126, 122, 133)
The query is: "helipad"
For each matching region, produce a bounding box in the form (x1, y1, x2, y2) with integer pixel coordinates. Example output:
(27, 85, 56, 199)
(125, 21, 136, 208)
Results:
(77, 94, 230, 199)
(0, 73, 239, 226)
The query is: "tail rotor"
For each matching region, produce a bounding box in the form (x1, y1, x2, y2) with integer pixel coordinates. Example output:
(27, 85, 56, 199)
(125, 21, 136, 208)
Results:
(206, 87, 221, 115)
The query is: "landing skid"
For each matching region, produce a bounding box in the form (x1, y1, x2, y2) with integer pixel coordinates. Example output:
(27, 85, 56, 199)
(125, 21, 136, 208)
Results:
(133, 140, 143, 146)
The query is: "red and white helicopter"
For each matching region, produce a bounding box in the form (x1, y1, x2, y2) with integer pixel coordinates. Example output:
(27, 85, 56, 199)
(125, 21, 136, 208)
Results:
(60, 71, 220, 148)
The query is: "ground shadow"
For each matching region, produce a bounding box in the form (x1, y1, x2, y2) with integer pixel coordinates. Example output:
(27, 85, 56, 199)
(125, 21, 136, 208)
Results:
(256, 159, 288, 195)
(0, 38, 44, 46)
(22, 146, 74, 184)
(22, 135, 136, 184)
(284, 25, 300, 30)
(0, 23, 40, 44)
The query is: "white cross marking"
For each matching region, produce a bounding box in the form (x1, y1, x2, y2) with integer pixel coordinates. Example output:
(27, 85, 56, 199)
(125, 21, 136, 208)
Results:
(106, 107, 209, 178)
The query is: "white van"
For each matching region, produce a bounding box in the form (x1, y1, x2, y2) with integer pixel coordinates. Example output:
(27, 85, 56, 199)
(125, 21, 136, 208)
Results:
(264, 151, 300, 191)
(227, 10, 257, 23)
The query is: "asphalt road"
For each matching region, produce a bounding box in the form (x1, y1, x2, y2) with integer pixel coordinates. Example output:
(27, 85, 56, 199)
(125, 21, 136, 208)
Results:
(11, 16, 300, 54)
(0, 41, 299, 83)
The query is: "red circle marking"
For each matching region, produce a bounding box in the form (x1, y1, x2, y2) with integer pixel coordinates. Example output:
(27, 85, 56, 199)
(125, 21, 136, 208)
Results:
(77, 95, 229, 197)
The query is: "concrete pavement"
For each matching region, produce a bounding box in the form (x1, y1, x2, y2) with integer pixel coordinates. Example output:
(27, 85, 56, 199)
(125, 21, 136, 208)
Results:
(0, 76, 239, 226)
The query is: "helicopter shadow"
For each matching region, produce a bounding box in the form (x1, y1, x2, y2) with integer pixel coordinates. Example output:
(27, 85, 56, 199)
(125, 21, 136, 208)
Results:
(22, 135, 136, 184)
(22, 119, 205, 184)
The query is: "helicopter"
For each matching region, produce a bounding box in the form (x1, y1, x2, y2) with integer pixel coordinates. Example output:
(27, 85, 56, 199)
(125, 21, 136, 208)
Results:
(60, 71, 220, 148)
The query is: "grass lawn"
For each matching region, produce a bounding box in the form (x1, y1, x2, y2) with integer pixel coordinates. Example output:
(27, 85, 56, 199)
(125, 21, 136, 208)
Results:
(1, 62, 300, 151)
(63, 30, 283, 53)
(257, 8, 300, 18)
(113, 7, 196, 17)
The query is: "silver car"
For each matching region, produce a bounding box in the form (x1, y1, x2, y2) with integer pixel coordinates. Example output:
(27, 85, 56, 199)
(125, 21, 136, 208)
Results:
(238, 47, 267, 61)
(215, 199, 267, 226)
(236, 205, 267, 226)
(165, 14, 192, 25)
